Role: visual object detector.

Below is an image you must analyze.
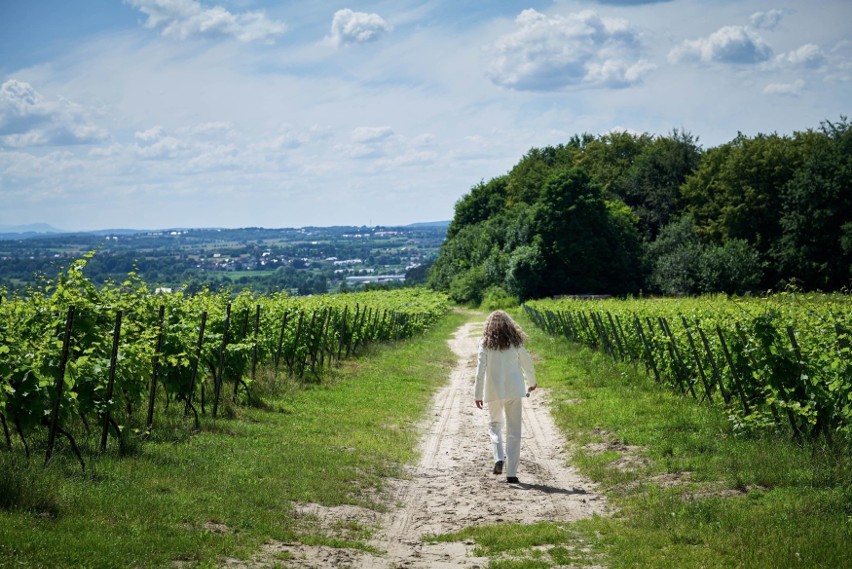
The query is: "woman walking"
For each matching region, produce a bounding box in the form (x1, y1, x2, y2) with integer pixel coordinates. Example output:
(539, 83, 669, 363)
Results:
(474, 310, 537, 483)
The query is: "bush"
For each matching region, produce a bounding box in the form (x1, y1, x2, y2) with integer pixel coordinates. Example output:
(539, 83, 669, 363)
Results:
(480, 286, 519, 311)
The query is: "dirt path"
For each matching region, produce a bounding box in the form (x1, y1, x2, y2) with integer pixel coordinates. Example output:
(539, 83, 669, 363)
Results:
(231, 320, 607, 568)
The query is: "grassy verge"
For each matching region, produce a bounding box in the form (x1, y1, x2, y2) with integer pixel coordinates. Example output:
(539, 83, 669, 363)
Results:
(432, 310, 851, 569)
(0, 310, 468, 568)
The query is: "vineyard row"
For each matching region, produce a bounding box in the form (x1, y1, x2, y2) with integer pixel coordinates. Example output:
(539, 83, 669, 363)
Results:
(524, 294, 852, 443)
(0, 258, 449, 469)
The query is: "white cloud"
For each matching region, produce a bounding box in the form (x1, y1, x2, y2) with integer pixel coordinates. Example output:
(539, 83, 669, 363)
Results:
(184, 144, 240, 171)
(126, 0, 286, 43)
(669, 25, 773, 64)
(0, 150, 84, 187)
(487, 9, 653, 91)
(778, 43, 827, 69)
(343, 126, 394, 159)
(376, 149, 438, 168)
(133, 126, 184, 159)
(135, 125, 165, 143)
(0, 79, 108, 147)
(750, 10, 784, 30)
(328, 9, 392, 47)
(351, 126, 394, 143)
(763, 79, 805, 96)
(89, 143, 126, 158)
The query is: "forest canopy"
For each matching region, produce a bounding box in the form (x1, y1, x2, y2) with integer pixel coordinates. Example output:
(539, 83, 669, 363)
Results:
(428, 118, 852, 304)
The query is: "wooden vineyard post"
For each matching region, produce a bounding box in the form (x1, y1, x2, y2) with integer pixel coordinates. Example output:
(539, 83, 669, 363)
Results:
(643, 317, 665, 384)
(697, 323, 730, 404)
(787, 325, 828, 443)
(234, 309, 250, 397)
(606, 312, 626, 361)
(184, 311, 207, 427)
(733, 323, 798, 439)
(715, 325, 751, 415)
(314, 308, 329, 371)
(345, 305, 359, 358)
(100, 310, 123, 452)
(288, 310, 304, 375)
(370, 309, 380, 346)
(377, 310, 388, 342)
(614, 314, 635, 365)
(273, 311, 289, 378)
(680, 316, 713, 402)
(251, 305, 260, 383)
(635, 316, 658, 381)
(213, 302, 231, 418)
(337, 306, 349, 362)
(146, 305, 166, 432)
(566, 312, 579, 341)
(356, 307, 369, 353)
(588, 312, 606, 356)
(580, 312, 594, 344)
(660, 317, 696, 399)
(45, 306, 79, 468)
(298, 310, 317, 379)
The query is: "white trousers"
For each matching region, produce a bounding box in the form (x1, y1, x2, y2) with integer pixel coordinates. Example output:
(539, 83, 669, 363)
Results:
(487, 398, 523, 477)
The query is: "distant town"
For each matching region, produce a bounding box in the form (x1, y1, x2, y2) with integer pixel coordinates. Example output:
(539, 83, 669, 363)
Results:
(0, 223, 449, 296)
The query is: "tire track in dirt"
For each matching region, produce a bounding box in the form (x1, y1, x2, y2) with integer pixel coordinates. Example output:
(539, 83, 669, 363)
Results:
(230, 320, 607, 568)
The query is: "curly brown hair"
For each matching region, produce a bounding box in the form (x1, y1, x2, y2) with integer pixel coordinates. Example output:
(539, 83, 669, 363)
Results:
(481, 310, 528, 350)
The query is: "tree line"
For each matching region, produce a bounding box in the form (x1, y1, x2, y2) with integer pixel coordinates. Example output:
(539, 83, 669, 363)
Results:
(428, 118, 851, 303)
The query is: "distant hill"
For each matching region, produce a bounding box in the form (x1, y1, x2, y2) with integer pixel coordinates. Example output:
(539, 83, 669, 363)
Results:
(0, 223, 63, 234)
(405, 220, 450, 228)
(0, 222, 448, 241)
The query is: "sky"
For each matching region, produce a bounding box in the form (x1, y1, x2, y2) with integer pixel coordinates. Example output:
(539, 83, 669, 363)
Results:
(0, 0, 849, 231)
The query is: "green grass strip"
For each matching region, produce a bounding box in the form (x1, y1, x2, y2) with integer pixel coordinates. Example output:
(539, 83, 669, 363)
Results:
(0, 310, 469, 568)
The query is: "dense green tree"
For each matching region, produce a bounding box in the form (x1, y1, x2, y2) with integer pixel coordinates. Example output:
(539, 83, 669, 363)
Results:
(623, 130, 702, 240)
(504, 241, 545, 299)
(428, 219, 505, 294)
(774, 119, 852, 290)
(431, 166, 644, 302)
(577, 131, 654, 200)
(446, 176, 508, 238)
(504, 145, 577, 206)
(681, 132, 803, 287)
(431, 119, 849, 303)
(648, 216, 761, 295)
(531, 168, 630, 296)
(404, 262, 431, 285)
(696, 238, 762, 294)
(647, 215, 702, 295)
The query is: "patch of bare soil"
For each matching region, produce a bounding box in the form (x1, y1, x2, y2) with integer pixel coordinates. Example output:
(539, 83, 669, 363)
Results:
(223, 321, 607, 568)
(583, 436, 650, 473)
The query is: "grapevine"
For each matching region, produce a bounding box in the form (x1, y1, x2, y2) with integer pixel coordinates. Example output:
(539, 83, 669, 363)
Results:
(525, 293, 852, 443)
(0, 257, 449, 467)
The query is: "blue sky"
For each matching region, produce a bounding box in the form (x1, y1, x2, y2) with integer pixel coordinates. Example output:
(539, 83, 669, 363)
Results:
(1, 0, 849, 231)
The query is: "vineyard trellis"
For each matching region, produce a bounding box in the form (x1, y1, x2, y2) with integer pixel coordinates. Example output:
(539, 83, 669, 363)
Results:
(0, 257, 449, 469)
(524, 293, 852, 443)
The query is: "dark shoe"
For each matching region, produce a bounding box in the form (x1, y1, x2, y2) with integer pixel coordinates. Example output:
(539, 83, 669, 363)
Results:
(506, 476, 520, 484)
(493, 460, 503, 475)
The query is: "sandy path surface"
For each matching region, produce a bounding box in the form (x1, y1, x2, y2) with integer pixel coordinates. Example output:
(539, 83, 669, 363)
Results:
(230, 320, 607, 568)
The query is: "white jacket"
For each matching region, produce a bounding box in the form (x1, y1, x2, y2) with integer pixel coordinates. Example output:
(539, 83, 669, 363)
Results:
(474, 342, 537, 402)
